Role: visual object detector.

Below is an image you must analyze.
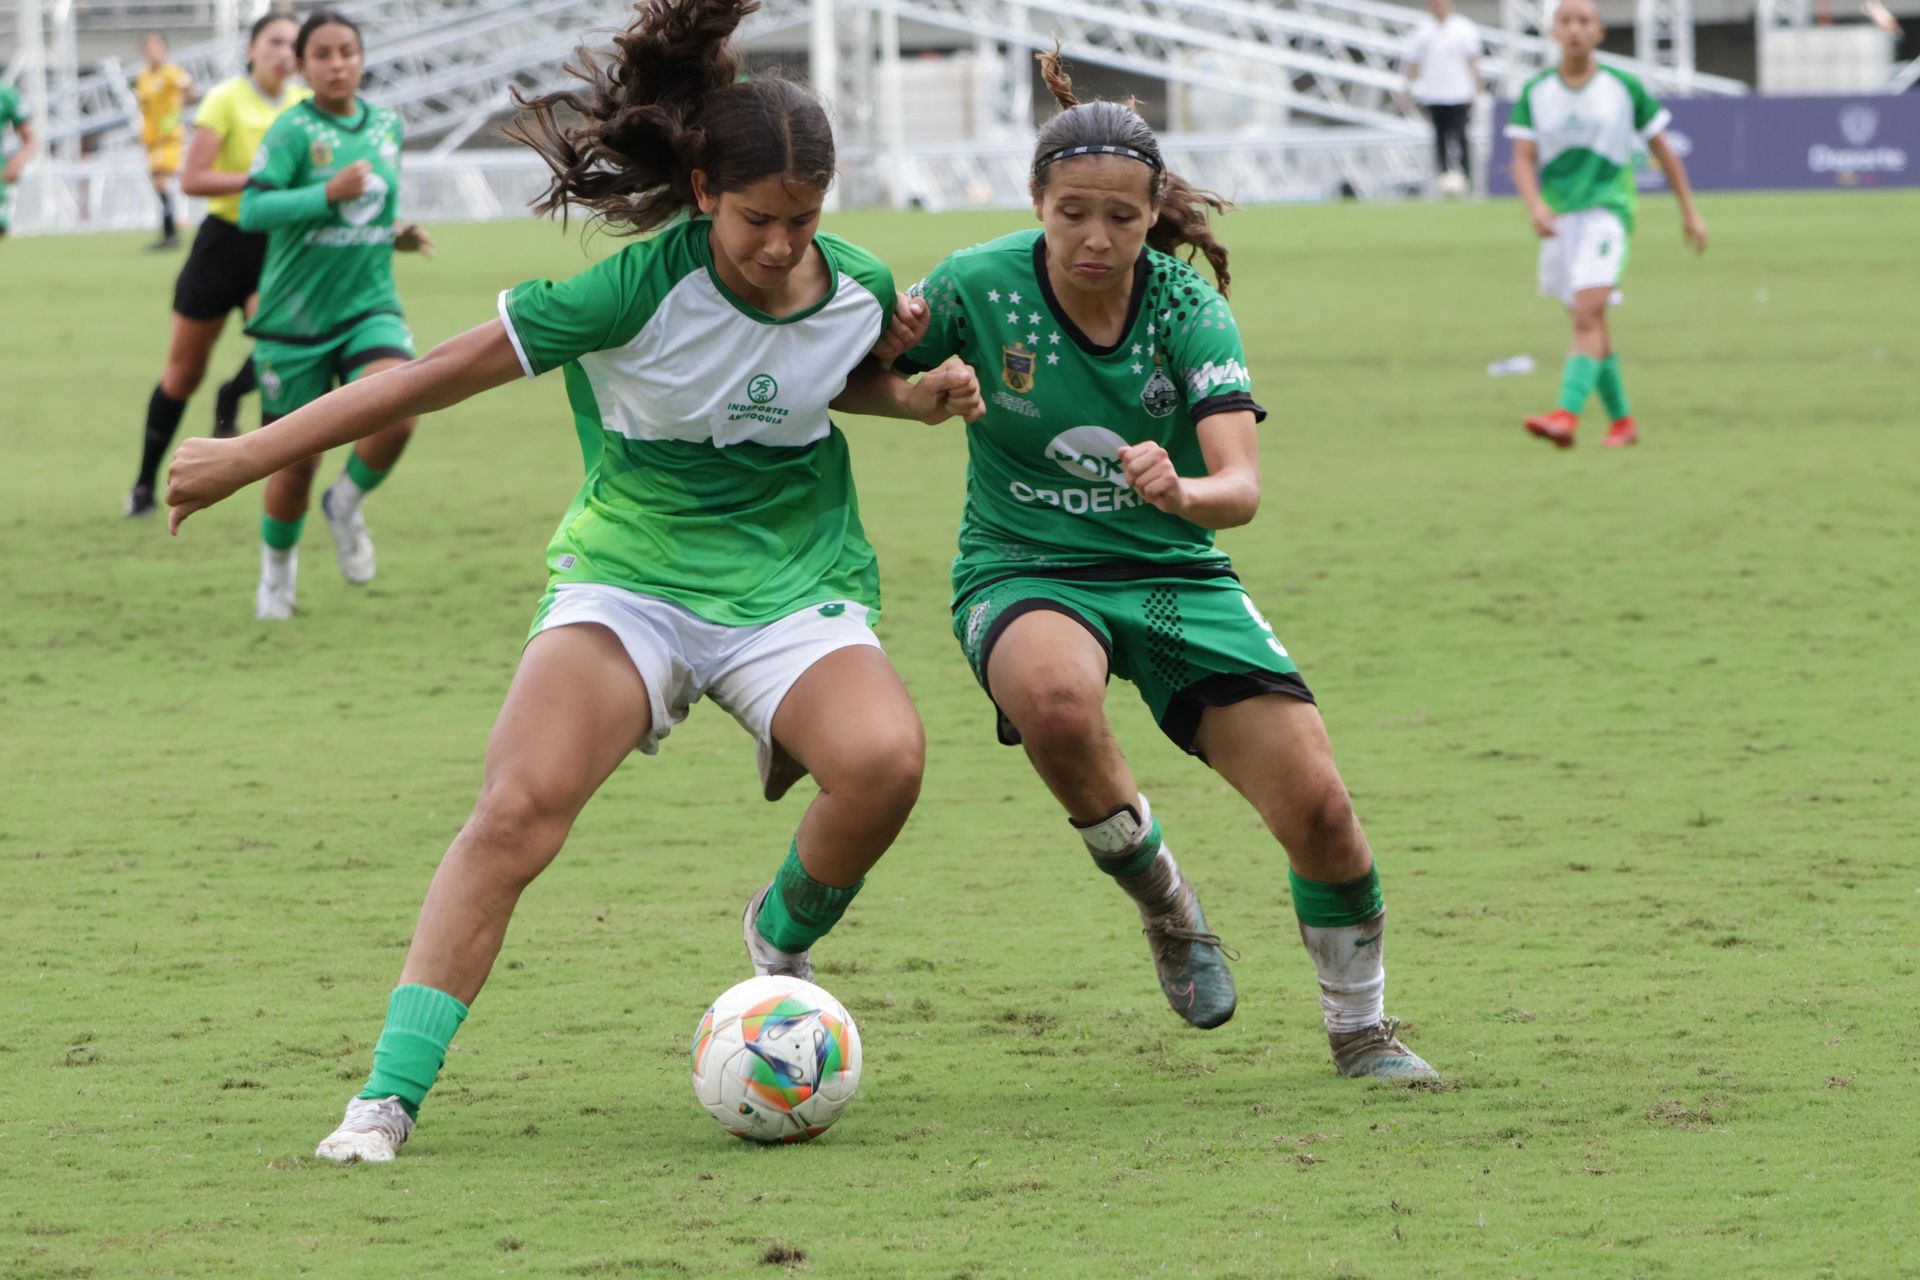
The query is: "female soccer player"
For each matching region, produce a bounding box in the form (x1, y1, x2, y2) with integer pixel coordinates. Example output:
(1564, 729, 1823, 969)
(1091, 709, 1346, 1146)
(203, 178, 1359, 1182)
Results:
(134, 32, 198, 250)
(236, 11, 433, 619)
(0, 80, 36, 240)
(896, 51, 1436, 1080)
(167, 0, 983, 1161)
(1509, 0, 1706, 448)
(127, 13, 306, 519)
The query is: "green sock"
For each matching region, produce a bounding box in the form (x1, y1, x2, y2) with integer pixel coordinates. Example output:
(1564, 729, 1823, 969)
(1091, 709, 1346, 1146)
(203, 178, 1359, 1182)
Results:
(1556, 353, 1603, 416)
(1288, 866, 1385, 928)
(357, 984, 469, 1119)
(344, 451, 390, 495)
(1595, 353, 1631, 421)
(755, 842, 863, 953)
(261, 514, 304, 550)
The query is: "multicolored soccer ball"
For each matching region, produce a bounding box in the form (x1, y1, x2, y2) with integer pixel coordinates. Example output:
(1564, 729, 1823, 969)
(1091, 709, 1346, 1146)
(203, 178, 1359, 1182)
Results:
(690, 975, 862, 1143)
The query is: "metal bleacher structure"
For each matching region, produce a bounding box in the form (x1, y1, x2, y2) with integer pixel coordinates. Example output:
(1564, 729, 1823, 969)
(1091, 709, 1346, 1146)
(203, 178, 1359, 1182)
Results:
(4, 0, 1764, 235)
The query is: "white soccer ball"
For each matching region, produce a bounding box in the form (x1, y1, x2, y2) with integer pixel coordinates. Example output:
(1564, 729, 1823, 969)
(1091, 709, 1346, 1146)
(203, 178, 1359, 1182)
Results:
(690, 975, 862, 1143)
(1435, 170, 1470, 199)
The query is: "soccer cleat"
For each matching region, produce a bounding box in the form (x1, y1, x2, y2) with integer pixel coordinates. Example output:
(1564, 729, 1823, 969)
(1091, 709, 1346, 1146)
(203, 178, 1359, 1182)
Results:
(256, 548, 297, 621)
(1602, 417, 1639, 448)
(212, 381, 244, 438)
(125, 485, 156, 517)
(1524, 410, 1578, 448)
(315, 1095, 414, 1164)
(742, 884, 813, 981)
(1328, 1017, 1437, 1081)
(1137, 879, 1238, 1029)
(321, 487, 377, 585)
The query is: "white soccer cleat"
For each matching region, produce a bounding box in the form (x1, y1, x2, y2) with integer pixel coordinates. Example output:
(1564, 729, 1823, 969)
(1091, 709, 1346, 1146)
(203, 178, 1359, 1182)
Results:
(315, 1095, 414, 1164)
(322, 486, 377, 585)
(742, 884, 813, 981)
(255, 547, 297, 620)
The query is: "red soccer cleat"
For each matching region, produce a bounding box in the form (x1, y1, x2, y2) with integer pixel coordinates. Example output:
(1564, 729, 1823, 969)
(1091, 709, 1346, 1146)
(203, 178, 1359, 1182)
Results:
(1524, 409, 1578, 448)
(1602, 417, 1639, 448)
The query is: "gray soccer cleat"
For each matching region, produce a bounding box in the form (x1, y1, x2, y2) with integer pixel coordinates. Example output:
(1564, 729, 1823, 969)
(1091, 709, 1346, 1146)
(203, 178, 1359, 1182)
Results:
(315, 1095, 414, 1163)
(1137, 879, 1238, 1030)
(742, 884, 813, 981)
(1329, 1017, 1438, 1081)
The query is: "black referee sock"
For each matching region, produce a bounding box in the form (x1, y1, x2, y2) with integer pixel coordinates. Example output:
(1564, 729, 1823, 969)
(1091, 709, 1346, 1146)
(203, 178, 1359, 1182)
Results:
(223, 356, 257, 399)
(160, 192, 176, 241)
(137, 386, 187, 492)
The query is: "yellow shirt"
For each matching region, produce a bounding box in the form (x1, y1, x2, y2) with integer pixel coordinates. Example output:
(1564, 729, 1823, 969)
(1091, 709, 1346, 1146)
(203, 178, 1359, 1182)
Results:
(193, 76, 312, 222)
(135, 63, 195, 146)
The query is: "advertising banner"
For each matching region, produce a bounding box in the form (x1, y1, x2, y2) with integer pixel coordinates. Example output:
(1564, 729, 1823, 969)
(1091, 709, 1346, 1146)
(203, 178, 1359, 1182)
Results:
(1488, 92, 1919, 194)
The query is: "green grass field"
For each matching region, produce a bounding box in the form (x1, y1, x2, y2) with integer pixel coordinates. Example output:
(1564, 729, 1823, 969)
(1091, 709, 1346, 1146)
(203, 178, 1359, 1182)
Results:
(4, 191, 1917, 1279)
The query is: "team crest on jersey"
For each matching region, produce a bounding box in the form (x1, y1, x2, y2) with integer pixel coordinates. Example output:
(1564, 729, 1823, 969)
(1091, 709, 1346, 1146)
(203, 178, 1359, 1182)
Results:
(1140, 358, 1179, 419)
(1001, 344, 1036, 393)
(309, 137, 333, 167)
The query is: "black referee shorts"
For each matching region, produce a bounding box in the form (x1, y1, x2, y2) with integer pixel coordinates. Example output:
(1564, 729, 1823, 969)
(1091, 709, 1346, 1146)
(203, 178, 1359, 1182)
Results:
(172, 214, 269, 321)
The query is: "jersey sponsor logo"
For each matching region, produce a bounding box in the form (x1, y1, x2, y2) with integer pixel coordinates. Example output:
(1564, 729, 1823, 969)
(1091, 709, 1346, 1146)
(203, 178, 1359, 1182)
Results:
(747, 373, 779, 405)
(1183, 359, 1250, 399)
(1140, 362, 1179, 419)
(1046, 426, 1131, 488)
(991, 391, 1040, 419)
(302, 225, 395, 247)
(1002, 343, 1036, 393)
(338, 173, 389, 228)
(1008, 479, 1147, 515)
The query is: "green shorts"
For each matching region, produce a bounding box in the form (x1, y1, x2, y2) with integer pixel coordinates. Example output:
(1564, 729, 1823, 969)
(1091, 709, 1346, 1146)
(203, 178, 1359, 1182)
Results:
(255, 312, 415, 420)
(952, 569, 1314, 757)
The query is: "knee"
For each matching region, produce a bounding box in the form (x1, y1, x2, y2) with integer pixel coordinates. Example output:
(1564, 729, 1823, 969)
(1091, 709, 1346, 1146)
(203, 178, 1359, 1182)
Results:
(818, 720, 925, 820)
(1007, 678, 1106, 758)
(1264, 779, 1358, 858)
(462, 778, 573, 883)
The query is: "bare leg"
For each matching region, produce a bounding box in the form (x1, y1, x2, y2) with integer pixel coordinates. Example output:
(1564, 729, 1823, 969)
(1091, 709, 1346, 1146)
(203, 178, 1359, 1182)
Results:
(985, 609, 1135, 823)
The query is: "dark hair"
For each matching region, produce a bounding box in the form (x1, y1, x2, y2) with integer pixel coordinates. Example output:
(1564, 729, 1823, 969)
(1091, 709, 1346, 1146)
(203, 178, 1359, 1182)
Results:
(246, 12, 296, 74)
(295, 10, 363, 61)
(509, 0, 835, 234)
(1031, 48, 1233, 295)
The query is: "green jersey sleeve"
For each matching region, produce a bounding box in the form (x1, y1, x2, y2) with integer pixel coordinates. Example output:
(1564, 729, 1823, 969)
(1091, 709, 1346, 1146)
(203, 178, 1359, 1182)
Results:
(895, 257, 966, 374)
(2, 86, 30, 129)
(1163, 278, 1265, 424)
(1622, 71, 1670, 139)
(1505, 78, 1536, 140)
(820, 233, 896, 332)
(499, 241, 678, 378)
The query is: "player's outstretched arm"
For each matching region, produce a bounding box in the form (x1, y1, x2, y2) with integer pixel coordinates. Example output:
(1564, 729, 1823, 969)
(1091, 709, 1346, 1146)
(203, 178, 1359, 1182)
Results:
(1119, 409, 1262, 529)
(167, 320, 523, 533)
(1646, 133, 1707, 254)
(833, 356, 985, 426)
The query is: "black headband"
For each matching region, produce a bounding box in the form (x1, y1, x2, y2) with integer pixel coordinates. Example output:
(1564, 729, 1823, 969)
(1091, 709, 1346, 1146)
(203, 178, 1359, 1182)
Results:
(1039, 143, 1161, 171)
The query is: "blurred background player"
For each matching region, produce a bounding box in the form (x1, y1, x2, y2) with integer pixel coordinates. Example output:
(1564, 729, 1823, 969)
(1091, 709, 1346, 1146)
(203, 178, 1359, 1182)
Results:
(1508, 0, 1707, 449)
(134, 32, 198, 250)
(0, 79, 37, 240)
(1404, 0, 1483, 196)
(899, 50, 1436, 1081)
(126, 14, 307, 518)
(237, 11, 433, 618)
(167, 0, 984, 1164)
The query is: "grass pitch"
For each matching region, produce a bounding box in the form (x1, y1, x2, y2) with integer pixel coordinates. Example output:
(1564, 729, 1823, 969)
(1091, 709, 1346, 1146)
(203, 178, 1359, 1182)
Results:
(3, 191, 1917, 1278)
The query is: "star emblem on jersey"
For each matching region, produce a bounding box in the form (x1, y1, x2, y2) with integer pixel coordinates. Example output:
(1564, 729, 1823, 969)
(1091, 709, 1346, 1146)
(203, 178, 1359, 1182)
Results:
(746, 373, 778, 404)
(1002, 344, 1036, 393)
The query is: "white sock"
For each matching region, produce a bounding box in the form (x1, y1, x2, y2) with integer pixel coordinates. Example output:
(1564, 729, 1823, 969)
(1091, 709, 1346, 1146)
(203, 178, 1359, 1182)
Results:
(261, 543, 297, 586)
(326, 470, 365, 516)
(1298, 914, 1386, 1033)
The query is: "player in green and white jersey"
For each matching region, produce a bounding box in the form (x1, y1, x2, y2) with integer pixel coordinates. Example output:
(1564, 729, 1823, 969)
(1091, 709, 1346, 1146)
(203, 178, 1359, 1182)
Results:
(237, 11, 435, 618)
(1506, 0, 1706, 449)
(167, 0, 983, 1163)
(897, 51, 1435, 1080)
(0, 80, 40, 239)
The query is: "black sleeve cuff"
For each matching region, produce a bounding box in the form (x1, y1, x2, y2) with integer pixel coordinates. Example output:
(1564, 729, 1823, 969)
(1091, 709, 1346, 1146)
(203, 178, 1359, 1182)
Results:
(893, 355, 934, 376)
(1193, 392, 1266, 424)
(243, 177, 280, 191)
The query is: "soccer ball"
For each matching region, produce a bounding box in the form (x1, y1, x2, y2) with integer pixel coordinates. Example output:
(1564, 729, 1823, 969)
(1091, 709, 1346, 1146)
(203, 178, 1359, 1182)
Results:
(690, 975, 862, 1143)
(1435, 170, 1470, 199)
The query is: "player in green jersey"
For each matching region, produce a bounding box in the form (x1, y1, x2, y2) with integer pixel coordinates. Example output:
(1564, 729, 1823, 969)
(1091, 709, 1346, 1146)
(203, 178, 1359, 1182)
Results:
(0, 80, 40, 239)
(1507, 0, 1707, 449)
(237, 11, 435, 618)
(167, 0, 984, 1162)
(898, 51, 1436, 1079)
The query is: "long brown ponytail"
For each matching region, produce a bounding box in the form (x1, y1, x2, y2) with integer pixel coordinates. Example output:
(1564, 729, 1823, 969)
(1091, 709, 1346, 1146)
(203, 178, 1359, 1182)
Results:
(508, 0, 835, 234)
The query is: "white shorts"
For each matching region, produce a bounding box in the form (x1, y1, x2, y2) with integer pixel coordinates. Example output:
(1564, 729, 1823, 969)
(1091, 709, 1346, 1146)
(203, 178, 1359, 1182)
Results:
(1537, 207, 1629, 307)
(530, 583, 884, 799)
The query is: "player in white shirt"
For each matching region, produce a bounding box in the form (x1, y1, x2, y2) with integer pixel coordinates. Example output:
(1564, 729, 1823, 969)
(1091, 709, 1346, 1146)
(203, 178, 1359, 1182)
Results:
(1405, 0, 1483, 191)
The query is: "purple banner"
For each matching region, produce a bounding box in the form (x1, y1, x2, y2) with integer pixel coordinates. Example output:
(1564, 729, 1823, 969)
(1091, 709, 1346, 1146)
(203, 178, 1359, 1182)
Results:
(1489, 93, 1919, 194)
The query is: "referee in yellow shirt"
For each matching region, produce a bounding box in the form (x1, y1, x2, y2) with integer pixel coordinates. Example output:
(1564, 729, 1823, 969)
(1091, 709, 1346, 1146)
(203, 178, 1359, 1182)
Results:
(128, 15, 307, 516)
(134, 32, 199, 249)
